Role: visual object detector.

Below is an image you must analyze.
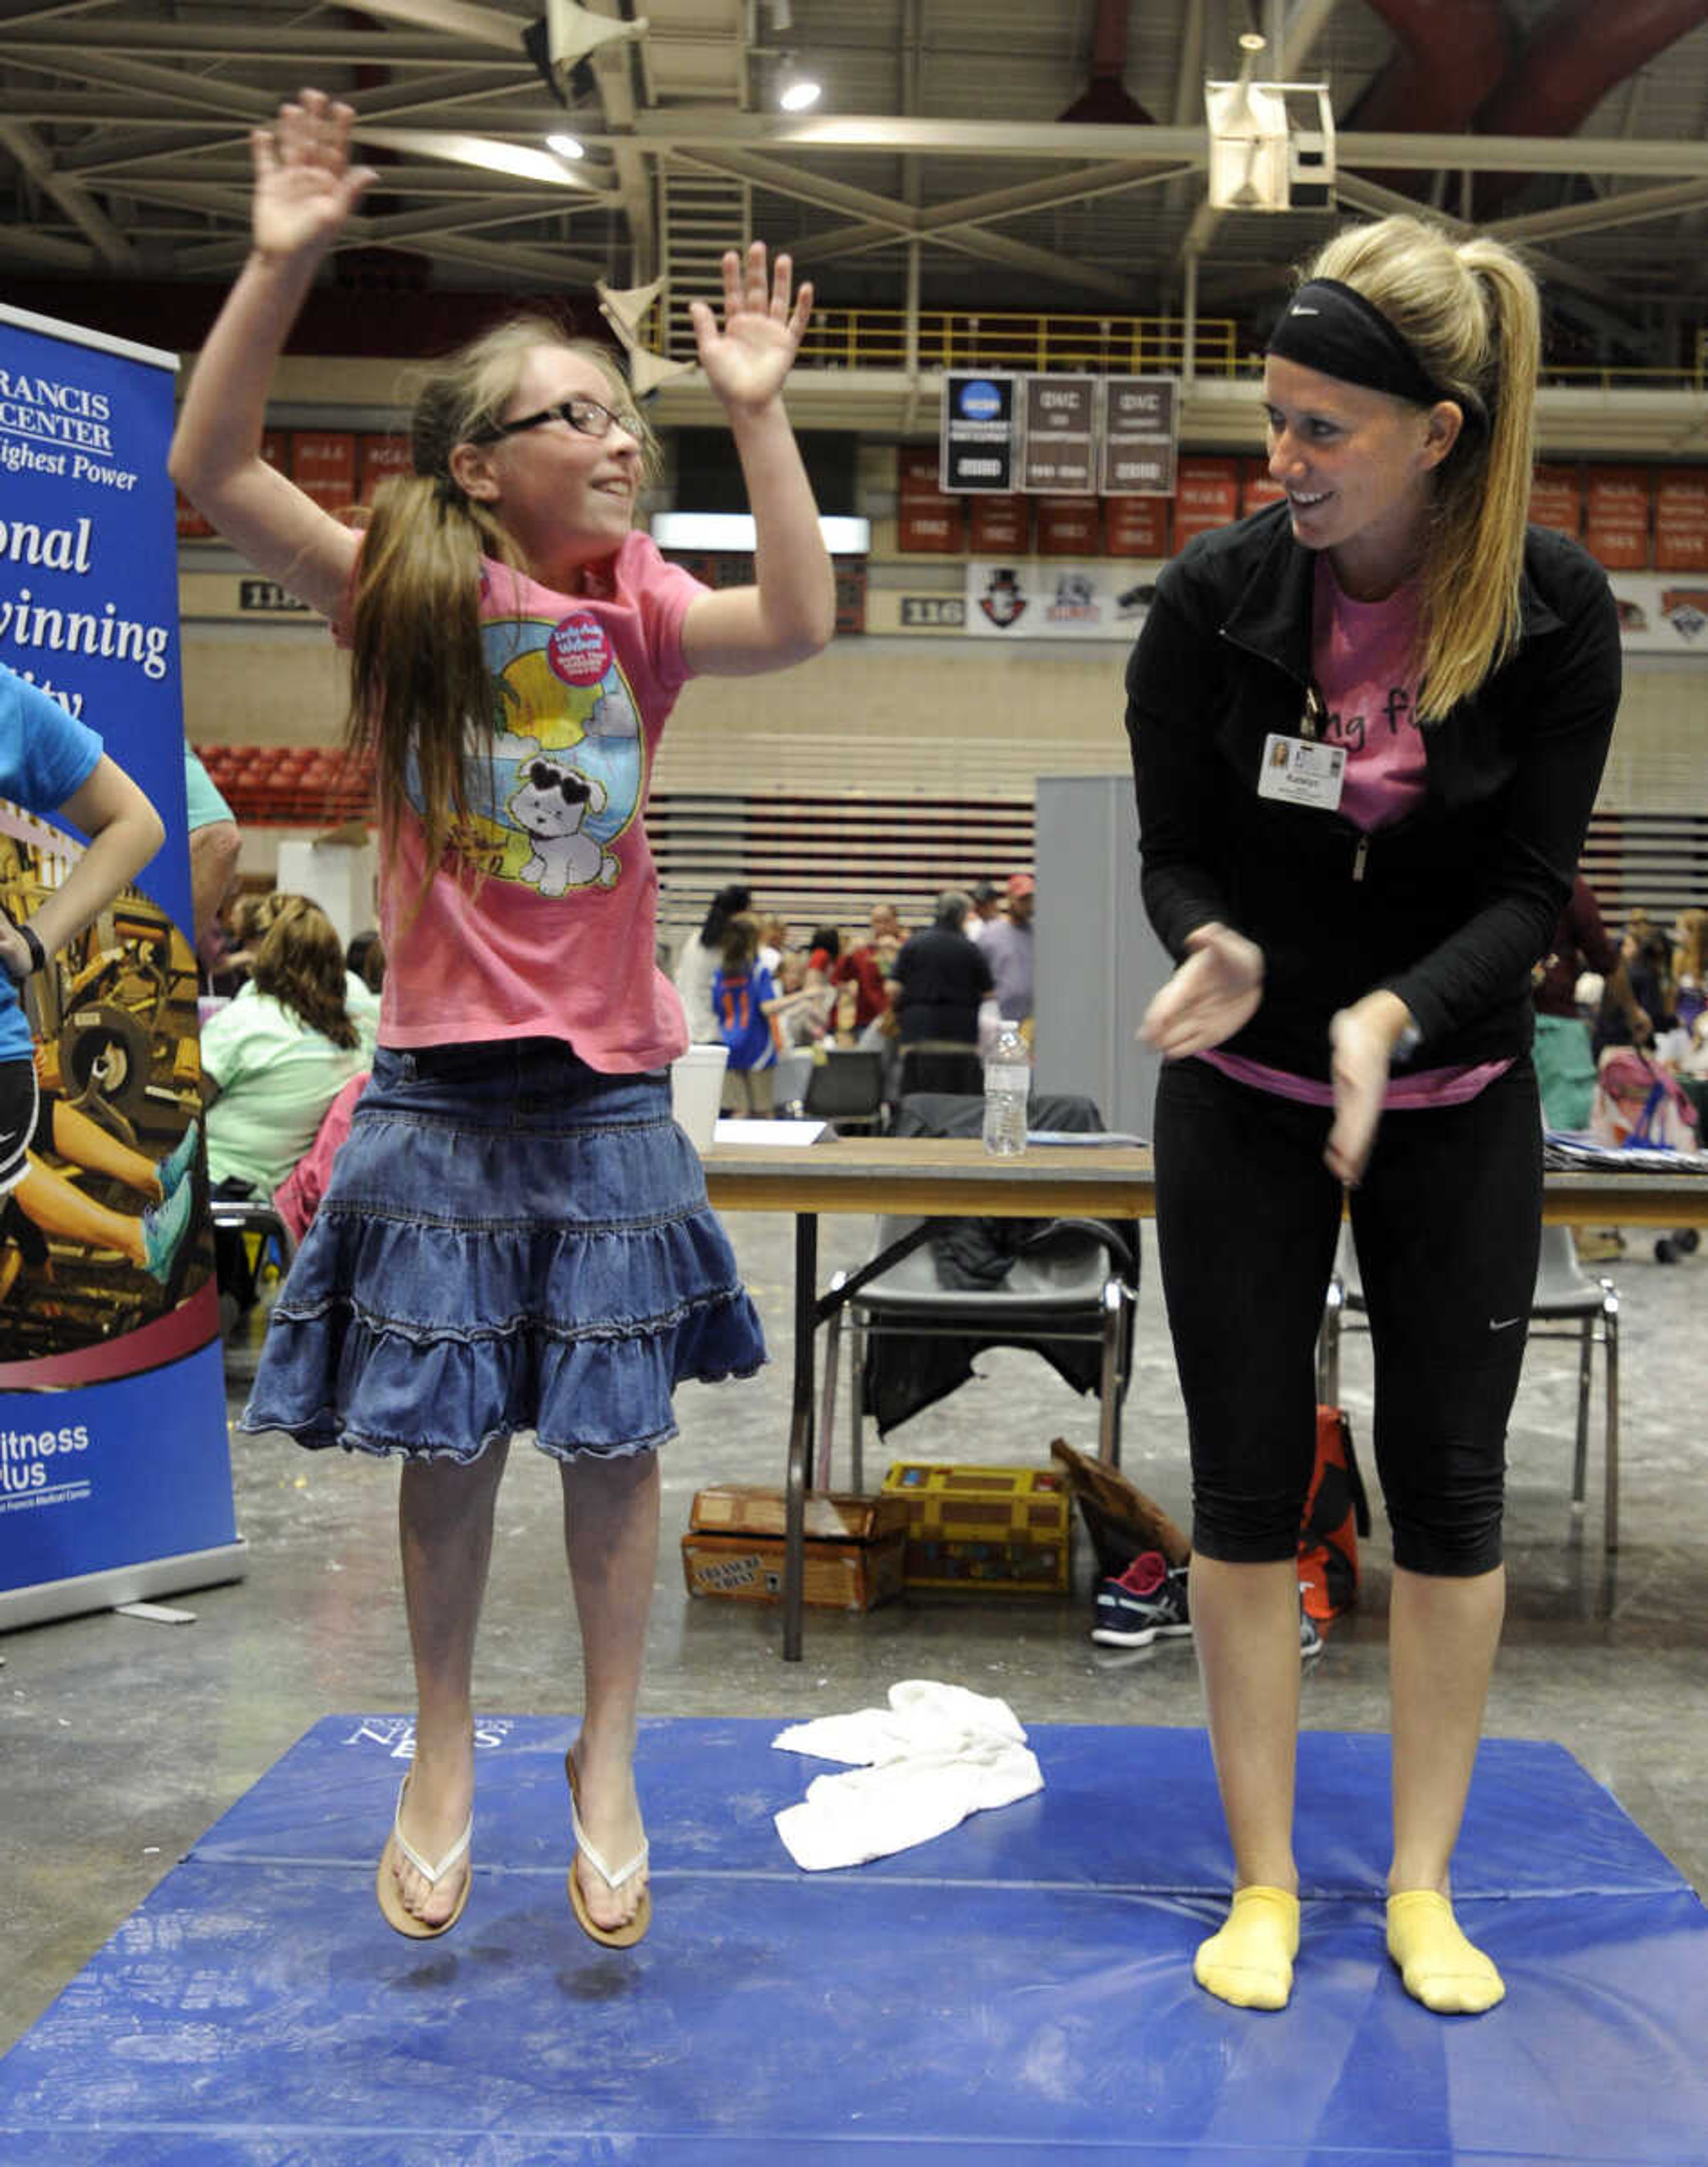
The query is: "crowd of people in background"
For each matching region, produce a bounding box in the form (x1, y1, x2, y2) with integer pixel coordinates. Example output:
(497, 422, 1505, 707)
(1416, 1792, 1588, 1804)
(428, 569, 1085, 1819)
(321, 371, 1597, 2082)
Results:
(195, 854, 1708, 1200)
(195, 859, 1045, 1211)
(188, 854, 1037, 1250)
(1596, 903, 1708, 1057)
(669, 876, 1039, 1112)
(1532, 879, 1708, 1259)
(1535, 880, 1708, 1088)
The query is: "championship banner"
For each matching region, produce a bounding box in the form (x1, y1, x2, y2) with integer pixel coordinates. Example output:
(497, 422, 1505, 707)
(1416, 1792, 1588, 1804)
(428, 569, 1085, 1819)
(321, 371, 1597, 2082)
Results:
(939, 373, 1018, 493)
(0, 303, 242, 1629)
(1100, 377, 1179, 497)
(1019, 376, 1098, 495)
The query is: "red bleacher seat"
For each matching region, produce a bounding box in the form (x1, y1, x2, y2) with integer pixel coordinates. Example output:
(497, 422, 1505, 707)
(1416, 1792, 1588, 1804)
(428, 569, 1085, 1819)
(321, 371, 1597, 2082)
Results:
(189, 743, 371, 827)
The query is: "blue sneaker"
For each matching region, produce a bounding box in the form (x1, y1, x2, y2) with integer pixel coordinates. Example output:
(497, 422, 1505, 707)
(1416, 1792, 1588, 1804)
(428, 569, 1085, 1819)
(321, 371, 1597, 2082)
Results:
(157, 1118, 200, 1201)
(1092, 1554, 1325, 1659)
(140, 1176, 195, 1284)
(1091, 1551, 1192, 1647)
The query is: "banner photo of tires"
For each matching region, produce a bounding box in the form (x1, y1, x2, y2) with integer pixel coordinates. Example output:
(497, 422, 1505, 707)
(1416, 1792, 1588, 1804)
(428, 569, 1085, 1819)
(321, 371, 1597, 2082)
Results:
(0, 303, 242, 1627)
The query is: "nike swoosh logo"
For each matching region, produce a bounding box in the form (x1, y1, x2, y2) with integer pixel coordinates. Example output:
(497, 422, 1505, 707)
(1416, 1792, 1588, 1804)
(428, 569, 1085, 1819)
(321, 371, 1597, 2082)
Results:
(1489, 1316, 1522, 1331)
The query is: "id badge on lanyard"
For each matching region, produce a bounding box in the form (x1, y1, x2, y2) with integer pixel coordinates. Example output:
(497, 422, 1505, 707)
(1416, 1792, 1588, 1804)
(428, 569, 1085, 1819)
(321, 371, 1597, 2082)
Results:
(1257, 732, 1346, 811)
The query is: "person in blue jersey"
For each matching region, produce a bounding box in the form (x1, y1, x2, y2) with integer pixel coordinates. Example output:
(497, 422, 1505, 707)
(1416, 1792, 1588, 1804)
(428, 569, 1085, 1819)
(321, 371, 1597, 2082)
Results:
(0, 665, 168, 1247)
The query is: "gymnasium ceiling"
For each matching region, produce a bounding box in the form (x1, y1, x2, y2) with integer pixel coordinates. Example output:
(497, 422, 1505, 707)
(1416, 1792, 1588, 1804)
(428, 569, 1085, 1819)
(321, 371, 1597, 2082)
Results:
(5, 1, 1708, 447)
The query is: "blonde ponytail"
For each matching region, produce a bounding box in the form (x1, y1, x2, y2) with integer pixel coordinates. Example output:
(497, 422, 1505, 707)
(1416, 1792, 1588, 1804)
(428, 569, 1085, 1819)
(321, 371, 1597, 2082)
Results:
(1302, 215, 1541, 720)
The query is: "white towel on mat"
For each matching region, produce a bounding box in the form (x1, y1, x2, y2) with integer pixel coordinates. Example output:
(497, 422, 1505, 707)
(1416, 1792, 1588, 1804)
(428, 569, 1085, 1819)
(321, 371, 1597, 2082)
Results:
(771, 1679, 1043, 1871)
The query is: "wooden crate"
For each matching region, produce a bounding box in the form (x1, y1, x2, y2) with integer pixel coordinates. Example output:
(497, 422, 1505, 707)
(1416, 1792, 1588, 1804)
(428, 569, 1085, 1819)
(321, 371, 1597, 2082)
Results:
(681, 1485, 907, 1612)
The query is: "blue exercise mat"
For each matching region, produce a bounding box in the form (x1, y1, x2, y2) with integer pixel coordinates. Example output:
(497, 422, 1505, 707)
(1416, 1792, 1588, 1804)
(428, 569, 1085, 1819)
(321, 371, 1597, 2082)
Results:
(3, 1717, 1704, 2165)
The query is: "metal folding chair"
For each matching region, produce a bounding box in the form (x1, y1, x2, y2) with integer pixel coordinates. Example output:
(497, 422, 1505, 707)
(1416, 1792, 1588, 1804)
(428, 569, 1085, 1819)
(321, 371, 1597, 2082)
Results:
(801, 1048, 886, 1133)
(822, 1211, 1135, 1489)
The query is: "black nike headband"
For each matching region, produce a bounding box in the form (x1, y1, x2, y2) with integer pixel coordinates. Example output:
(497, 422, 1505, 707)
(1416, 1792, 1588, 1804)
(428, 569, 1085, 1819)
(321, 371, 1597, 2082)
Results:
(1265, 277, 1453, 410)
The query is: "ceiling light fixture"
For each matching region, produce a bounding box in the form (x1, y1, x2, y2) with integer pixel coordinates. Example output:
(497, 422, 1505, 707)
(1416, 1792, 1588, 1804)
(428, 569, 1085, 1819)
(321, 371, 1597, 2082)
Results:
(354, 125, 603, 189)
(546, 131, 585, 159)
(777, 58, 822, 113)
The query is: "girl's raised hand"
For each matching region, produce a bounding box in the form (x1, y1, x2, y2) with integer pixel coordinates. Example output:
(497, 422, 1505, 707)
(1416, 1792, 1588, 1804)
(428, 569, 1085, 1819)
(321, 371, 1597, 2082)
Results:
(689, 243, 812, 412)
(250, 90, 377, 262)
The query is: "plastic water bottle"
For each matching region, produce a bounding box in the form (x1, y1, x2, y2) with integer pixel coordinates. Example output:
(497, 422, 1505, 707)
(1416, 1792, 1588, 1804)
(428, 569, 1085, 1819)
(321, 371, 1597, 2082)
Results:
(983, 1022, 1030, 1156)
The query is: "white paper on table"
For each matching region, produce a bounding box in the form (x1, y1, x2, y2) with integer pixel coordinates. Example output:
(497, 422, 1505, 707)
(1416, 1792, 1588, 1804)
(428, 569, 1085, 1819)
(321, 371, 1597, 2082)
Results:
(713, 1118, 831, 1145)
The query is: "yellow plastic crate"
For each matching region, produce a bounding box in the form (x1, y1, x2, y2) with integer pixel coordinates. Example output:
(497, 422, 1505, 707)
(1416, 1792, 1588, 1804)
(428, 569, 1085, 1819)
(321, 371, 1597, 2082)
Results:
(881, 1462, 1072, 1593)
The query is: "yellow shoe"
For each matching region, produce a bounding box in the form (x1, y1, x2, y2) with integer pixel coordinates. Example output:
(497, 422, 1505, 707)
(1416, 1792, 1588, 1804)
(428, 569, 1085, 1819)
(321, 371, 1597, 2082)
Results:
(1387, 1890, 1504, 2014)
(1193, 1885, 1300, 2010)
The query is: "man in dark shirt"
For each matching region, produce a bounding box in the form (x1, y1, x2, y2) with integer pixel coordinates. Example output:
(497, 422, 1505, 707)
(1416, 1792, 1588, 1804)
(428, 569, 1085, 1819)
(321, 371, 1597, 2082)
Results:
(891, 891, 993, 1091)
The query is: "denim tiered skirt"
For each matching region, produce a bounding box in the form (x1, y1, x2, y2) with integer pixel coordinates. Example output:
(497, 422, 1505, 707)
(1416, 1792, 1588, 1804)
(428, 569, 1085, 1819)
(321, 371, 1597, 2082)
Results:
(240, 1039, 765, 1463)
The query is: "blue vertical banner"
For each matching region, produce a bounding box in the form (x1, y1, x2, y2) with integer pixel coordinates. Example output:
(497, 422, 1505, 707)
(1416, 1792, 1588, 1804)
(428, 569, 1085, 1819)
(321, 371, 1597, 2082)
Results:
(0, 303, 242, 1627)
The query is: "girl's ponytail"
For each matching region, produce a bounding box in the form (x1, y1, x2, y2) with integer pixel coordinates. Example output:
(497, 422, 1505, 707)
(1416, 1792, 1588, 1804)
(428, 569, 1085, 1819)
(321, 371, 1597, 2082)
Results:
(342, 317, 650, 912)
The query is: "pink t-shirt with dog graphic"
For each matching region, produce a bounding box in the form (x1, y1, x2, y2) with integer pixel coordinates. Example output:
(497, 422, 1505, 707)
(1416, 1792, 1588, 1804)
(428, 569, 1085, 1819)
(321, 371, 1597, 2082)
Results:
(350, 533, 708, 1071)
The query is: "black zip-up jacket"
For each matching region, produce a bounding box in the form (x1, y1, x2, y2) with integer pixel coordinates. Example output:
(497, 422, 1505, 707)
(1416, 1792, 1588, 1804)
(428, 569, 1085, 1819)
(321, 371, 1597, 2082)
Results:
(1125, 502, 1621, 1081)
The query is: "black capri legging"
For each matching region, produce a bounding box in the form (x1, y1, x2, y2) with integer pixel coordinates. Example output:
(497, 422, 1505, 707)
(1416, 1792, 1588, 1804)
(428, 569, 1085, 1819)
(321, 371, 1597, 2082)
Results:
(0, 1057, 40, 1198)
(1152, 1054, 1543, 1578)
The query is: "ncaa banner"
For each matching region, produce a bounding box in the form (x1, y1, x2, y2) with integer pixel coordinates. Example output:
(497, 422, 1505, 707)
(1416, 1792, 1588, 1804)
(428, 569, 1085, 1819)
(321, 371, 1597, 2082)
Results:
(940, 373, 1018, 493)
(0, 303, 241, 1629)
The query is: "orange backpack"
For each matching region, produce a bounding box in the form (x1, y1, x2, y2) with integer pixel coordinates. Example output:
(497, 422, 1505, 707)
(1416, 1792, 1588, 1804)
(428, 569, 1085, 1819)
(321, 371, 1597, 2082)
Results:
(1299, 1406, 1370, 1625)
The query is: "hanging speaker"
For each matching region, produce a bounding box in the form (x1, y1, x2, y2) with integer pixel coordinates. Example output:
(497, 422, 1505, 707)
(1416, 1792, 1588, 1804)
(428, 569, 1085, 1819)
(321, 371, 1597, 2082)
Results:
(1204, 80, 1336, 213)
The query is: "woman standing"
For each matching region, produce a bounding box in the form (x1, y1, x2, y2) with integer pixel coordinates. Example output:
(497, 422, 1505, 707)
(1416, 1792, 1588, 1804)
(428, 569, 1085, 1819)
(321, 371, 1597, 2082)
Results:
(1128, 214, 1619, 2014)
(171, 91, 833, 1945)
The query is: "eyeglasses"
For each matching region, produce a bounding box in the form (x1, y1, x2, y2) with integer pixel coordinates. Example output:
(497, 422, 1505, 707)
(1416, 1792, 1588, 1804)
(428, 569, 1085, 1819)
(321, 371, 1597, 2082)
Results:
(469, 395, 640, 446)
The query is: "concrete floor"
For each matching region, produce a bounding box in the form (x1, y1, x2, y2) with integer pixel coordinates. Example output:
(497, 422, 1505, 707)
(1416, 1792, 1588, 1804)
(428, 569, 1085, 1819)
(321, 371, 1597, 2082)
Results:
(3, 1207, 1704, 2054)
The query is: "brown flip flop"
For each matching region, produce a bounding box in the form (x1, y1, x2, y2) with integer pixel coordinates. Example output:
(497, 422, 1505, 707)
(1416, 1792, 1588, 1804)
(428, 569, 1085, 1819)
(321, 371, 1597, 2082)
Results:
(565, 1748, 651, 1948)
(375, 1775, 472, 1940)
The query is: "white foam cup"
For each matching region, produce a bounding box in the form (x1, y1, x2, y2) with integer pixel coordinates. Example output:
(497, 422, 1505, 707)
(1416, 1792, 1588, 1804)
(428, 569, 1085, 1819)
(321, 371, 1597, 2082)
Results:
(670, 1043, 729, 1151)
